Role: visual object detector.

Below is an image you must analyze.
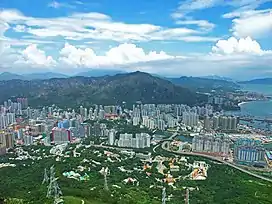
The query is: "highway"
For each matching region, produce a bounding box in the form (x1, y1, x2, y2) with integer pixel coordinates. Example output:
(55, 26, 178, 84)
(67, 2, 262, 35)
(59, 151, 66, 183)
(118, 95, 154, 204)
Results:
(152, 132, 178, 153)
(161, 140, 272, 183)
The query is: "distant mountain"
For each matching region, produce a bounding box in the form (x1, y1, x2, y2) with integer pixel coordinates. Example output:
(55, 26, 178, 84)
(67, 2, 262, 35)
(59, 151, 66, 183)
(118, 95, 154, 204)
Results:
(23, 72, 68, 80)
(0, 72, 68, 81)
(0, 71, 205, 107)
(239, 78, 272, 85)
(0, 72, 23, 81)
(75, 69, 125, 77)
(201, 75, 234, 82)
(167, 76, 239, 92)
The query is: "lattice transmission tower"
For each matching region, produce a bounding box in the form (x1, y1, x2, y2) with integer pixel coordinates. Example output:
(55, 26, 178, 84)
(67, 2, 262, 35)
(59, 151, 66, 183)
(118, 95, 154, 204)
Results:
(162, 187, 166, 204)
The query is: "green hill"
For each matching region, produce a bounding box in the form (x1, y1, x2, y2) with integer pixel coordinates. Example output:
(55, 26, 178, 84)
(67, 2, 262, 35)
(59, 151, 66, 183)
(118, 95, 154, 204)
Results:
(0, 71, 205, 107)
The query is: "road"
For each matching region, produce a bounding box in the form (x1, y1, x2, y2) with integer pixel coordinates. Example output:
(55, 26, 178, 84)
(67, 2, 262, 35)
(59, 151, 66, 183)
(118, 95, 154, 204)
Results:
(161, 141, 272, 183)
(153, 132, 178, 153)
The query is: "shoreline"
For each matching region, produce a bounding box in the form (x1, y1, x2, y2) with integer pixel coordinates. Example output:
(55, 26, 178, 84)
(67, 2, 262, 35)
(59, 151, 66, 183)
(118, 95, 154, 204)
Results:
(238, 101, 249, 106)
(238, 99, 272, 107)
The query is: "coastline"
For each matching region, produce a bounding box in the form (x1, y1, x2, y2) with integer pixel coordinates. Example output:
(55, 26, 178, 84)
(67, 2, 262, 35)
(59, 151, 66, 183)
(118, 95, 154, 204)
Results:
(238, 101, 249, 106)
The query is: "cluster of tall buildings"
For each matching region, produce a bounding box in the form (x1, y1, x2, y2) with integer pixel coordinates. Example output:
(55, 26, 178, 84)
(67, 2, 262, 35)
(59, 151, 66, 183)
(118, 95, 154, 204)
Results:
(131, 104, 180, 130)
(234, 138, 265, 165)
(192, 134, 230, 155)
(1, 99, 24, 115)
(52, 127, 71, 144)
(182, 112, 199, 127)
(16, 98, 28, 109)
(0, 99, 22, 129)
(0, 113, 16, 129)
(79, 105, 122, 121)
(175, 104, 213, 117)
(117, 133, 151, 148)
(204, 116, 238, 131)
(0, 131, 15, 155)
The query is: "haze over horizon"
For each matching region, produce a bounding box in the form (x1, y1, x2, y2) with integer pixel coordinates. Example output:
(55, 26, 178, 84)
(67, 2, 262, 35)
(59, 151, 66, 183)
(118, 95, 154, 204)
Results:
(0, 0, 271, 80)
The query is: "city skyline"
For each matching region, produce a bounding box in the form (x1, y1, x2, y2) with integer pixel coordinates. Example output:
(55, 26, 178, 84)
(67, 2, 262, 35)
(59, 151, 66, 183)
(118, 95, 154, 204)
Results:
(0, 0, 271, 79)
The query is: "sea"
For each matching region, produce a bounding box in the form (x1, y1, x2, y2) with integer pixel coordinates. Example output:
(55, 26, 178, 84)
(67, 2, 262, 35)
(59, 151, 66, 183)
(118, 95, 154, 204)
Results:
(226, 84, 272, 131)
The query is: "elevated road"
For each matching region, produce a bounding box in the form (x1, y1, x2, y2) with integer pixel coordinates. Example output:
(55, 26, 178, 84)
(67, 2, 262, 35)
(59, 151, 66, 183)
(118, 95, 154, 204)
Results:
(161, 141, 272, 183)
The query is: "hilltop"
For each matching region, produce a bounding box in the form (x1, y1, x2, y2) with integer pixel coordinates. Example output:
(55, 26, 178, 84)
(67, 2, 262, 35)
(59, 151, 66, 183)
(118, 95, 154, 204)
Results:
(0, 71, 205, 107)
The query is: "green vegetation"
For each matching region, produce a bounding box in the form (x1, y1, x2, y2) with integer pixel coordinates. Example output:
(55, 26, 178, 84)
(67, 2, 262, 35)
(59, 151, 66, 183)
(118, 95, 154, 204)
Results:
(0, 72, 205, 108)
(168, 76, 239, 92)
(0, 144, 272, 204)
(63, 196, 105, 204)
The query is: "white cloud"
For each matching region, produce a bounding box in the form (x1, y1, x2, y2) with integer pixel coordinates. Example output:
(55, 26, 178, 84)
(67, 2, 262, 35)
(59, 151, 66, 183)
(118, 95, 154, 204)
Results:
(231, 10, 272, 38)
(176, 20, 215, 31)
(211, 36, 271, 55)
(0, 37, 271, 80)
(173, 0, 270, 17)
(171, 0, 271, 36)
(48, 1, 75, 9)
(179, 36, 219, 42)
(13, 25, 26, 32)
(173, 0, 219, 17)
(0, 9, 216, 44)
(48, 1, 62, 8)
(222, 8, 272, 18)
(59, 43, 176, 67)
(20, 44, 56, 67)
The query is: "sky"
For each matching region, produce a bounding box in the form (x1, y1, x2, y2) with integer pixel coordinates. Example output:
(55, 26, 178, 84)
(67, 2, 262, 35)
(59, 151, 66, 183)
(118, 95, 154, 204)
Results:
(0, 0, 271, 79)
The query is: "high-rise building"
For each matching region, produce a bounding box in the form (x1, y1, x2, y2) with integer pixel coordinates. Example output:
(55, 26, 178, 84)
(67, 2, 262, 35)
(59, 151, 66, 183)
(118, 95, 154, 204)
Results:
(218, 116, 238, 131)
(0, 132, 14, 149)
(17, 98, 28, 109)
(133, 117, 140, 126)
(93, 122, 101, 136)
(212, 116, 219, 130)
(99, 109, 105, 119)
(79, 106, 84, 116)
(157, 119, 165, 130)
(24, 135, 34, 145)
(52, 127, 71, 144)
(192, 134, 230, 155)
(234, 138, 265, 165)
(182, 112, 199, 127)
(108, 129, 116, 146)
(118, 133, 151, 148)
(204, 116, 211, 131)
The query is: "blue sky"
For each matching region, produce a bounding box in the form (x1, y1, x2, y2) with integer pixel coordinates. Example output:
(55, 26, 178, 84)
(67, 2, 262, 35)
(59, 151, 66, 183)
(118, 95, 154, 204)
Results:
(0, 0, 271, 79)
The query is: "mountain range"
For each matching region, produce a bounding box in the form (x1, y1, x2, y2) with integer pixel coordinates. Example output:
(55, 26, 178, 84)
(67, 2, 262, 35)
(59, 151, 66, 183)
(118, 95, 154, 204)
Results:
(239, 78, 272, 85)
(0, 72, 68, 81)
(167, 76, 239, 92)
(0, 71, 207, 108)
(0, 69, 126, 81)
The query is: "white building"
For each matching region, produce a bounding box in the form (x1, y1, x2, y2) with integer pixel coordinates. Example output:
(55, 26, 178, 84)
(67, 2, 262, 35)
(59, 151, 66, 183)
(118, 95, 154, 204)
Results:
(108, 129, 116, 146)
